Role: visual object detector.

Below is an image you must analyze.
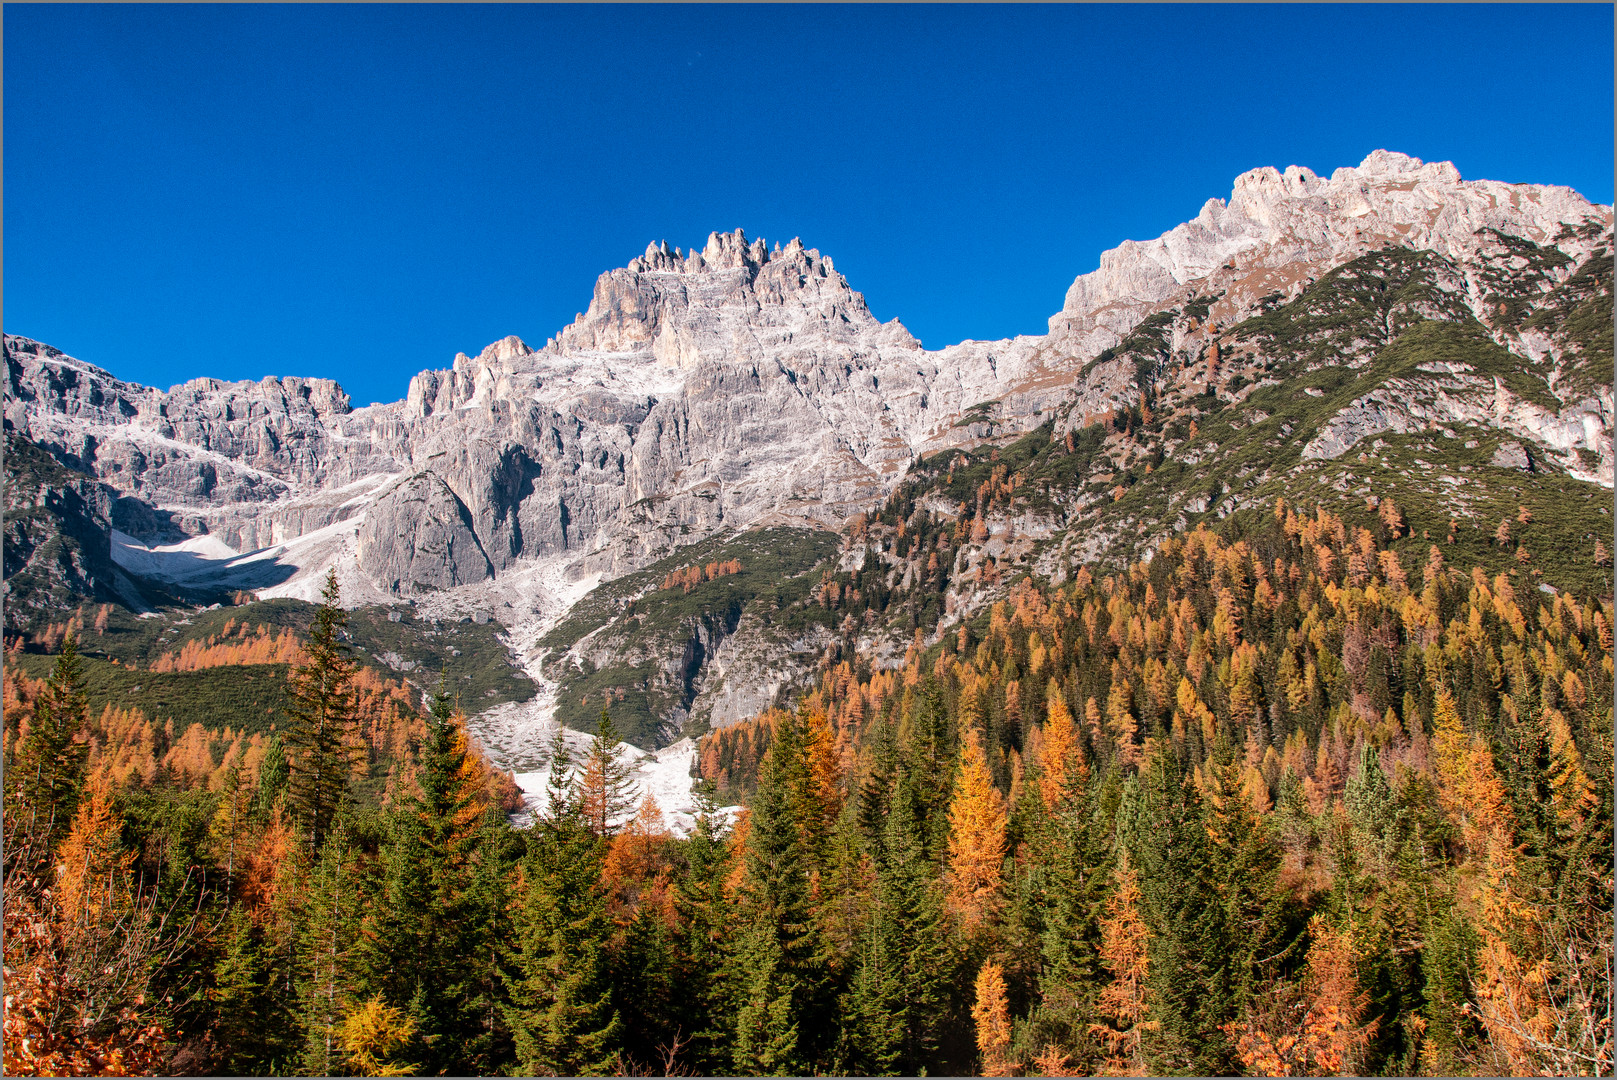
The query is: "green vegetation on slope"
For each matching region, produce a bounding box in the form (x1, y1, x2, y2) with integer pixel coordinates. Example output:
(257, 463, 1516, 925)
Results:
(542, 526, 842, 746)
(35, 595, 535, 710)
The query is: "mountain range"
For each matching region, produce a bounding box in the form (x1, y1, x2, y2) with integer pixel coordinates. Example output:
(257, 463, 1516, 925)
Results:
(5, 149, 1611, 806)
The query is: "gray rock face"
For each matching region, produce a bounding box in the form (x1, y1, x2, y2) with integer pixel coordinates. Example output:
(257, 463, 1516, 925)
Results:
(1299, 368, 1603, 475)
(4, 336, 405, 551)
(1491, 441, 1532, 471)
(357, 473, 494, 594)
(3, 431, 122, 627)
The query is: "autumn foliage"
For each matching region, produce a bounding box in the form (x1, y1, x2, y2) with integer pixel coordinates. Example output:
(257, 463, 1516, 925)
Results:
(148, 621, 305, 672)
(660, 558, 742, 593)
(2, 491, 1610, 1077)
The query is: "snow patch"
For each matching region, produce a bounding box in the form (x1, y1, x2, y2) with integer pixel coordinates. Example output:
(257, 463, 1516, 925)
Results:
(501, 726, 721, 837)
(111, 530, 241, 581)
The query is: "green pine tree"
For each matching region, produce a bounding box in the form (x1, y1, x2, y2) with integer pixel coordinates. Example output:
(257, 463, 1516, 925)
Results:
(209, 757, 254, 897)
(284, 569, 361, 857)
(464, 808, 520, 1073)
(357, 688, 488, 1075)
(1419, 900, 1483, 1073)
(580, 708, 635, 836)
(543, 719, 577, 818)
(672, 793, 737, 1074)
(12, 632, 91, 857)
(209, 906, 293, 1074)
(727, 709, 830, 1075)
(296, 820, 366, 1077)
(900, 680, 956, 859)
(1346, 741, 1397, 877)
(1132, 742, 1235, 1075)
(503, 806, 623, 1075)
(729, 922, 803, 1077)
(612, 903, 678, 1072)
(256, 735, 290, 821)
(840, 778, 955, 1076)
(1028, 778, 1112, 1069)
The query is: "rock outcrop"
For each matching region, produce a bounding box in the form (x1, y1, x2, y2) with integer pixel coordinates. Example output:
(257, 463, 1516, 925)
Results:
(2, 431, 131, 630)
(357, 472, 495, 594)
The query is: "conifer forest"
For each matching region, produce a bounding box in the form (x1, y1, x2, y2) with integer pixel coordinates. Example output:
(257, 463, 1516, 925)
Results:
(4, 499, 1612, 1077)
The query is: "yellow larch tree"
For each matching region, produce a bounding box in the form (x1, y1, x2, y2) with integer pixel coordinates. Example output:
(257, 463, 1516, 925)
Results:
(1091, 851, 1151, 1076)
(1037, 682, 1083, 809)
(1106, 673, 1141, 770)
(55, 772, 135, 934)
(1229, 916, 1377, 1077)
(946, 731, 1008, 927)
(601, 792, 676, 926)
(338, 995, 418, 1077)
(972, 959, 1014, 1077)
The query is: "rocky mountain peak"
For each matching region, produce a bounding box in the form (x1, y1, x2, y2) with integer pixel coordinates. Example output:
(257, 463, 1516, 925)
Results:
(1345, 148, 1462, 183)
(6, 151, 1609, 647)
(625, 230, 815, 277)
(475, 335, 535, 366)
(552, 228, 886, 365)
(1046, 149, 1611, 360)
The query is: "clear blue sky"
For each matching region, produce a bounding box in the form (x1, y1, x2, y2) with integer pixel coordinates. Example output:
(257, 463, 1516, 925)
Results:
(7, 4, 1612, 407)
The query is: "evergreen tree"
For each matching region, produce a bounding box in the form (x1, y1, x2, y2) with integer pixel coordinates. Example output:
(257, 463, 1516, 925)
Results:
(611, 903, 678, 1072)
(209, 908, 283, 1073)
(459, 808, 519, 1074)
(1028, 782, 1111, 1069)
(579, 708, 634, 836)
(858, 705, 900, 843)
(673, 795, 737, 1074)
(727, 709, 831, 1075)
(1418, 902, 1483, 1073)
(901, 680, 956, 858)
(544, 719, 577, 818)
(256, 735, 290, 820)
(296, 820, 366, 1077)
(842, 784, 955, 1075)
(1133, 742, 1237, 1075)
(13, 633, 91, 856)
(284, 570, 361, 857)
(208, 758, 254, 897)
(503, 800, 623, 1074)
(358, 688, 488, 1075)
(1345, 741, 1396, 877)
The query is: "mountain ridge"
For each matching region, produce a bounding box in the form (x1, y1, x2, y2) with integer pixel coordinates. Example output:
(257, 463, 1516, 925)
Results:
(5, 149, 1612, 761)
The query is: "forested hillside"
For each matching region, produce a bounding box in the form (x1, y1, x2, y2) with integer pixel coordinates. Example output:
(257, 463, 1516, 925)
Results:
(699, 501, 1613, 1075)
(5, 504, 1609, 1075)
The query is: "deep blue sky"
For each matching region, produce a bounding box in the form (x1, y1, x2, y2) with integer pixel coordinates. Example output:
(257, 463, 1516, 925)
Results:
(7, 5, 1612, 406)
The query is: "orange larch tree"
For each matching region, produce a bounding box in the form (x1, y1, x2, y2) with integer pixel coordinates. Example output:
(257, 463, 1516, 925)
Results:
(972, 959, 1014, 1077)
(946, 731, 1008, 927)
(1091, 851, 1151, 1075)
(1037, 682, 1082, 810)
